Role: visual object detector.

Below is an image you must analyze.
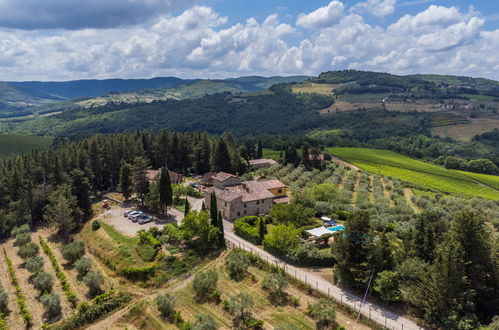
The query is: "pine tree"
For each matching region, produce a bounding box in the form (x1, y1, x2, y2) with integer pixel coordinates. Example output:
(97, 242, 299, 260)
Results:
(214, 139, 231, 172)
(302, 143, 310, 169)
(44, 184, 81, 240)
(132, 157, 150, 206)
(210, 192, 218, 227)
(119, 163, 132, 200)
(159, 167, 173, 214)
(70, 169, 92, 220)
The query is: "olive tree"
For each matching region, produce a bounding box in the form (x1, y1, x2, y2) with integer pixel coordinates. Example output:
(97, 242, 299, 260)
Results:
(192, 270, 218, 302)
(40, 293, 61, 319)
(83, 270, 104, 296)
(60, 240, 85, 264)
(155, 293, 176, 319)
(25, 255, 44, 274)
(33, 271, 54, 294)
(225, 250, 250, 281)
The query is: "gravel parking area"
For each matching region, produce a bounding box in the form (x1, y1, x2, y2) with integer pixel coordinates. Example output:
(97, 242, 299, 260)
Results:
(100, 204, 179, 237)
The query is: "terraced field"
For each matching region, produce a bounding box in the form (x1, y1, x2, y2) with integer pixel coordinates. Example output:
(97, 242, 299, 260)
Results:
(327, 147, 499, 200)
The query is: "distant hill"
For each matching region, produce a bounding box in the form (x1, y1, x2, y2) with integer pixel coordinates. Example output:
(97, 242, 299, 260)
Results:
(0, 82, 62, 115)
(0, 135, 54, 158)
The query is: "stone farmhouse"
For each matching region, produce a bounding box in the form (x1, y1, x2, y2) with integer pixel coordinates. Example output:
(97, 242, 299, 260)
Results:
(249, 158, 277, 169)
(203, 172, 288, 220)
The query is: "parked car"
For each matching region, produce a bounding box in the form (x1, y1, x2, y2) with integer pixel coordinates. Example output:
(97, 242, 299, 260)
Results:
(124, 210, 134, 217)
(137, 215, 153, 225)
(129, 211, 144, 221)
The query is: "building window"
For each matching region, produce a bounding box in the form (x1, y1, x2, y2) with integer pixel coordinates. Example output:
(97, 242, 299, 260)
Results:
(243, 204, 247, 208)
(256, 200, 259, 205)
(225, 202, 227, 207)
(244, 210, 247, 215)
(278, 189, 282, 193)
(237, 212, 240, 216)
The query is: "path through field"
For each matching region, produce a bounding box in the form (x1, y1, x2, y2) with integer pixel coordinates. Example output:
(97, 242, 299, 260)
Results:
(403, 188, 420, 213)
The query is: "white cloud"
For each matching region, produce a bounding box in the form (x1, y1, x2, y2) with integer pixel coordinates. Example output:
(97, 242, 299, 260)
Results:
(351, 0, 397, 18)
(1, 3, 499, 81)
(296, 1, 345, 29)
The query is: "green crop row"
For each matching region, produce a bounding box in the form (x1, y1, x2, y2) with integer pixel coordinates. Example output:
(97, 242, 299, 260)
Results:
(39, 237, 78, 307)
(3, 248, 32, 325)
(0, 313, 6, 330)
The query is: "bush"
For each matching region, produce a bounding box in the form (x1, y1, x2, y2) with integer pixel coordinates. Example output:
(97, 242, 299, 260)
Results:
(15, 233, 32, 246)
(61, 240, 85, 264)
(25, 255, 44, 274)
(307, 298, 337, 329)
(234, 217, 261, 245)
(155, 293, 176, 319)
(17, 242, 39, 260)
(0, 286, 8, 312)
(262, 272, 288, 304)
(192, 270, 218, 302)
(121, 265, 156, 281)
(225, 250, 250, 281)
(91, 221, 101, 231)
(83, 271, 104, 297)
(191, 313, 217, 330)
(33, 271, 53, 294)
(75, 257, 92, 278)
(228, 292, 254, 329)
(40, 293, 61, 319)
(136, 244, 157, 262)
(11, 225, 30, 237)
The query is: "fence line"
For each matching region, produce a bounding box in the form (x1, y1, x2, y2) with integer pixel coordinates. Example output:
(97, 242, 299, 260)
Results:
(224, 236, 422, 330)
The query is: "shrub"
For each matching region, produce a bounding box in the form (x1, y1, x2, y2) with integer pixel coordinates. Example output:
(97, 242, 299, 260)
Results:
(234, 217, 261, 245)
(40, 293, 61, 319)
(25, 255, 44, 274)
(91, 221, 101, 231)
(136, 244, 157, 262)
(83, 271, 104, 297)
(61, 240, 85, 264)
(228, 292, 254, 329)
(155, 293, 176, 319)
(191, 313, 217, 330)
(225, 250, 250, 281)
(192, 270, 218, 302)
(74, 257, 92, 278)
(11, 225, 30, 237)
(17, 242, 39, 260)
(262, 272, 288, 304)
(121, 265, 156, 281)
(33, 271, 53, 294)
(15, 233, 32, 246)
(0, 286, 7, 312)
(307, 298, 337, 329)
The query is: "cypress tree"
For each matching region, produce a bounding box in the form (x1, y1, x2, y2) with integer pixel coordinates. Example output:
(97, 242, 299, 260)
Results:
(184, 198, 190, 216)
(159, 167, 173, 214)
(210, 192, 218, 227)
(201, 202, 206, 211)
(218, 210, 225, 248)
(256, 141, 263, 158)
(258, 217, 266, 242)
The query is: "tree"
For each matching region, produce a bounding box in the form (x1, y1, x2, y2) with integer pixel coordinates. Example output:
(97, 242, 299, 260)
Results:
(210, 192, 218, 227)
(228, 292, 254, 328)
(262, 272, 288, 304)
(192, 269, 219, 302)
(332, 211, 371, 289)
(184, 198, 190, 216)
(269, 204, 315, 227)
(156, 293, 176, 319)
(307, 298, 337, 329)
(225, 250, 250, 281)
(83, 270, 104, 296)
(119, 163, 133, 200)
(11, 224, 30, 237)
(257, 217, 266, 242)
(60, 240, 85, 264)
(33, 271, 53, 294)
(40, 293, 61, 319)
(159, 167, 173, 213)
(373, 270, 401, 302)
(217, 210, 225, 248)
(307, 183, 338, 202)
(180, 211, 221, 252)
(43, 184, 81, 239)
(70, 169, 92, 220)
(256, 141, 263, 158)
(15, 232, 31, 246)
(262, 224, 300, 257)
(74, 257, 92, 278)
(132, 157, 150, 206)
(145, 183, 161, 213)
(192, 314, 217, 330)
(17, 242, 39, 260)
(213, 139, 232, 172)
(26, 255, 44, 274)
(413, 209, 447, 262)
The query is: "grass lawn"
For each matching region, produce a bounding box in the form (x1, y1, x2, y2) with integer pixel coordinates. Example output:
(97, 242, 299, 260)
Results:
(328, 147, 499, 200)
(0, 134, 53, 158)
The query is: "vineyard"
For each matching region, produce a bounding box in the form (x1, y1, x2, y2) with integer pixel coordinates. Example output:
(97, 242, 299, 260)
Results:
(327, 147, 499, 200)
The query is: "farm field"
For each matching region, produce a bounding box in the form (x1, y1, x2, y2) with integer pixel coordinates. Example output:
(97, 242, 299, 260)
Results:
(327, 147, 499, 200)
(432, 117, 499, 141)
(0, 134, 53, 158)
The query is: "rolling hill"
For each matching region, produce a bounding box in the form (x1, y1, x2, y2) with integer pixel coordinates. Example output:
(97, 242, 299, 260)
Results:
(0, 135, 54, 158)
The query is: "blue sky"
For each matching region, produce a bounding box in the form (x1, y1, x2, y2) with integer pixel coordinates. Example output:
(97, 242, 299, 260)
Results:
(1, 0, 499, 81)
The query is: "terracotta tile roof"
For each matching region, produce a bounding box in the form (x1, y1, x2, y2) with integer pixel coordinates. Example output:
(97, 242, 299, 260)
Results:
(258, 179, 286, 190)
(249, 158, 277, 165)
(146, 170, 160, 181)
(212, 172, 237, 182)
(273, 196, 290, 204)
(199, 172, 215, 184)
(146, 169, 183, 183)
(209, 180, 274, 203)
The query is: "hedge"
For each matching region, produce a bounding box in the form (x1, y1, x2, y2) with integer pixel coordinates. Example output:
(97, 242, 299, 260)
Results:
(136, 244, 157, 262)
(234, 217, 261, 245)
(146, 234, 161, 248)
(3, 249, 32, 325)
(39, 237, 78, 307)
(45, 290, 131, 330)
(121, 265, 156, 281)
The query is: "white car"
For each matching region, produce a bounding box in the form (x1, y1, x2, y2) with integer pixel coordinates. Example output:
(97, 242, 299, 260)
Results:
(127, 211, 141, 219)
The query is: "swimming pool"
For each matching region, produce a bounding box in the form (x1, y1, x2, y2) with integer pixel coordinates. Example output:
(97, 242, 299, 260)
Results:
(328, 225, 345, 232)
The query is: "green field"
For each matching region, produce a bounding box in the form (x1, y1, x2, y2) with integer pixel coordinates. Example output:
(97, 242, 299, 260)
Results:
(328, 147, 499, 200)
(0, 135, 53, 158)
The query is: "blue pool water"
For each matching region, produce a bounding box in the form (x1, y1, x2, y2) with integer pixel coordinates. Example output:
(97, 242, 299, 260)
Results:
(328, 225, 345, 232)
